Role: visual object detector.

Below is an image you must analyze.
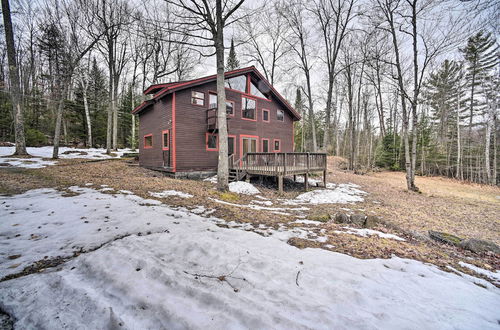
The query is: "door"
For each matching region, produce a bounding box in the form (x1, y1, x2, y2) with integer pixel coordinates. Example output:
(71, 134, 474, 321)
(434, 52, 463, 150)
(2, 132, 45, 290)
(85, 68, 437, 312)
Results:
(242, 137, 257, 156)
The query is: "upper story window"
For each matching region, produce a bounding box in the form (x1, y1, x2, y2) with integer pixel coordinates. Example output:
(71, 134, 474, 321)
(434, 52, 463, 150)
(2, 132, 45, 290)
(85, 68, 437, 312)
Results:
(277, 109, 284, 122)
(250, 80, 269, 99)
(262, 109, 270, 122)
(191, 91, 205, 106)
(209, 93, 235, 116)
(242, 97, 256, 120)
(162, 130, 169, 150)
(225, 75, 246, 92)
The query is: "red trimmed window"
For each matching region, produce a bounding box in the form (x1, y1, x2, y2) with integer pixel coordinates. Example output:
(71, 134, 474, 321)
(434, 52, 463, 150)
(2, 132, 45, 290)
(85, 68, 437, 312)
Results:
(144, 134, 153, 149)
(242, 96, 256, 120)
(191, 91, 205, 106)
(162, 130, 169, 150)
(277, 109, 284, 122)
(262, 139, 269, 152)
(209, 93, 235, 116)
(206, 133, 218, 151)
(273, 139, 281, 152)
(262, 109, 270, 122)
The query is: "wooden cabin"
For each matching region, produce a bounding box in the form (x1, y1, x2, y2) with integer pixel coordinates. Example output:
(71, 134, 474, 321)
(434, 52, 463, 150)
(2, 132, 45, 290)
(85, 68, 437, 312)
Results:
(133, 66, 326, 191)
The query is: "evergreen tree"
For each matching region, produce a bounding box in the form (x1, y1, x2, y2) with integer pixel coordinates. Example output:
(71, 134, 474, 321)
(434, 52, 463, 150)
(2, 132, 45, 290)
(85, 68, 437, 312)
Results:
(460, 31, 498, 182)
(226, 38, 239, 71)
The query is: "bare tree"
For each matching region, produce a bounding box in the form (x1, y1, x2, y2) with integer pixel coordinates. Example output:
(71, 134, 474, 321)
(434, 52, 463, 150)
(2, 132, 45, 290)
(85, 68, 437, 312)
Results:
(167, 0, 245, 191)
(2, 0, 27, 155)
(280, 0, 317, 151)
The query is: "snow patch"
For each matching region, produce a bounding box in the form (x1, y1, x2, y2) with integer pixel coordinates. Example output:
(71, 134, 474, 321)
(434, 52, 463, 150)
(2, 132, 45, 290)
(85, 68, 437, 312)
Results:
(289, 184, 367, 205)
(334, 227, 405, 241)
(0, 157, 57, 168)
(149, 190, 193, 198)
(459, 262, 500, 285)
(228, 181, 260, 195)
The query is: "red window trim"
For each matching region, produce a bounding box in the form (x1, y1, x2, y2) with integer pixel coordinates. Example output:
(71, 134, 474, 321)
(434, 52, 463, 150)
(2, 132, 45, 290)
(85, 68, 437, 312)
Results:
(191, 90, 206, 107)
(273, 139, 281, 152)
(239, 134, 259, 162)
(225, 87, 272, 102)
(161, 130, 169, 150)
(241, 95, 257, 121)
(261, 138, 270, 153)
(277, 109, 285, 122)
(208, 91, 235, 117)
(205, 132, 219, 151)
(262, 109, 270, 123)
(144, 134, 153, 149)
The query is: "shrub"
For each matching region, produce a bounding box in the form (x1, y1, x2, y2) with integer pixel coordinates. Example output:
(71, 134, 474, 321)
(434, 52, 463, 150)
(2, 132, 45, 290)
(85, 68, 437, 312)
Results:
(25, 129, 47, 147)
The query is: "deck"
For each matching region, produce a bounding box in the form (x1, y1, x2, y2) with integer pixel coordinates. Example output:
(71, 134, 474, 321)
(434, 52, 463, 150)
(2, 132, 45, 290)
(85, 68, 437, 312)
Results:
(229, 152, 327, 193)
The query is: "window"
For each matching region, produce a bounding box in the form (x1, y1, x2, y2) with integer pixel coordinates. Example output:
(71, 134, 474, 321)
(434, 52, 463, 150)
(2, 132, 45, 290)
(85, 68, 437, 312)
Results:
(262, 139, 269, 153)
(225, 75, 246, 92)
(262, 109, 270, 122)
(206, 133, 218, 151)
(273, 139, 281, 152)
(242, 96, 256, 120)
(162, 130, 169, 150)
(191, 91, 205, 106)
(209, 93, 235, 116)
(250, 80, 269, 99)
(277, 109, 284, 122)
(144, 134, 153, 149)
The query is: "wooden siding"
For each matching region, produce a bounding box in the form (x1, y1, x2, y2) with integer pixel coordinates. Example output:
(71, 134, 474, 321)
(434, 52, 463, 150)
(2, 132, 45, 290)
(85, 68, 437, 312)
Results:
(138, 95, 172, 168)
(175, 80, 294, 172)
(138, 75, 294, 172)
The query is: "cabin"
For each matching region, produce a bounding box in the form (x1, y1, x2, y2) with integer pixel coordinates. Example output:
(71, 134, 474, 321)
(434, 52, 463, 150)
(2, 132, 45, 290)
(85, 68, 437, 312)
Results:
(132, 66, 326, 192)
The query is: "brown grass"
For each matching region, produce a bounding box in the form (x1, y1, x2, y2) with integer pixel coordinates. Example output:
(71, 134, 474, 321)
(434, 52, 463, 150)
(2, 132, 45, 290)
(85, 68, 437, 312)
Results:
(1, 157, 499, 281)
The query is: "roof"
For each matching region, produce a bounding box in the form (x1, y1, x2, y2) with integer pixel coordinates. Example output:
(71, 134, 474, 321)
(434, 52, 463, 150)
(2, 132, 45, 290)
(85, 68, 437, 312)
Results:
(132, 66, 301, 120)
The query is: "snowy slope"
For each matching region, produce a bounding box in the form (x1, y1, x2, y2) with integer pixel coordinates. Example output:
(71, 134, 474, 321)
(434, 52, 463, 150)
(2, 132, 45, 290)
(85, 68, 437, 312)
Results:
(0, 188, 499, 329)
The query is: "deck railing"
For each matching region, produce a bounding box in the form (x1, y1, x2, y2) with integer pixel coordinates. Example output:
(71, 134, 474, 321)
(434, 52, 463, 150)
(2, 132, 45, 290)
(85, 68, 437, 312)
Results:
(231, 152, 327, 175)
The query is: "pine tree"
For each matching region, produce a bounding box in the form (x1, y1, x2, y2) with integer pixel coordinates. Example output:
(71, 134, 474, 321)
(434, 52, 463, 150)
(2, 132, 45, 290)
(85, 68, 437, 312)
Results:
(226, 38, 239, 71)
(460, 31, 498, 182)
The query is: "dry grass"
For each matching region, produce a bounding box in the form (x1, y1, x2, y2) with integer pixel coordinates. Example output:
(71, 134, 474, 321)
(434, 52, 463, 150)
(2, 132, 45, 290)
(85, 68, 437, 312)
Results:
(1, 157, 499, 282)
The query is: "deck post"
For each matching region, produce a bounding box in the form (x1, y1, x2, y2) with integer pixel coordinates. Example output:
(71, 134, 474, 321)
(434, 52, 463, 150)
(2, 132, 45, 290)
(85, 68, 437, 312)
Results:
(323, 170, 327, 187)
(283, 153, 287, 176)
(278, 175, 283, 194)
(293, 175, 296, 182)
(304, 173, 308, 191)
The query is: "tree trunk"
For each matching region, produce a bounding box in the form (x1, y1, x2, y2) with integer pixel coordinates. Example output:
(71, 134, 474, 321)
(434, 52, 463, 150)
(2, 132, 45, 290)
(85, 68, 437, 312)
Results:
(52, 83, 69, 159)
(456, 91, 462, 179)
(215, 0, 229, 191)
(484, 108, 492, 183)
(82, 83, 92, 147)
(2, 0, 27, 155)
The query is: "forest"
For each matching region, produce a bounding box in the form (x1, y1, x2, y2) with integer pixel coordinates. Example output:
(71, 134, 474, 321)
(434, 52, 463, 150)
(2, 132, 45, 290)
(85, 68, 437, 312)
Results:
(0, 0, 498, 187)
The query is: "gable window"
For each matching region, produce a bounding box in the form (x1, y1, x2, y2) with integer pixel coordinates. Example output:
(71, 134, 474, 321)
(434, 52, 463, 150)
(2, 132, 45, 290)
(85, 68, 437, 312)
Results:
(262, 109, 270, 122)
(242, 96, 256, 120)
(209, 92, 235, 116)
(225, 75, 246, 92)
(250, 80, 269, 99)
(273, 139, 281, 152)
(144, 134, 153, 149)
(162, 130, 169, 150)
(206, 133, 218, 151)
(262, 139, 269, 153)
(277, 109, 284, 122)
(191, 91, 205, 106)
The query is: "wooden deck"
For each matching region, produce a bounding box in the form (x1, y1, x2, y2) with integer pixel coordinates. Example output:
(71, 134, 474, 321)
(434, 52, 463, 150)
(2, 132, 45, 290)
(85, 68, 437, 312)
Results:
(229, 152, 327, 193)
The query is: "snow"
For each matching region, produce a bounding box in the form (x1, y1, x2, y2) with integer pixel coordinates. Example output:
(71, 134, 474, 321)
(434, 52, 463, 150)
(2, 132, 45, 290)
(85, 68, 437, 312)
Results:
(459, 262, 500, 285)
(149, 190, 193, 198)
(228, 181, 260, 195)
(1, 188, 499, 329)
(251, 199, 273, 206)
(203, 175, 218, 183)
(209, 198, 309, 213)
(0, 157, 57, 168)
(0, 146, 135, 168)
(334, 227, 406, 241)
(289, 184, 367, 205)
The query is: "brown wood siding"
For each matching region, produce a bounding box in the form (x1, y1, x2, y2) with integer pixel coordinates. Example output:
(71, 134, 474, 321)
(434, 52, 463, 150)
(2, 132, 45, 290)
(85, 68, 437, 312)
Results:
(138, 95, 172, 168)
(174, 80, 294, 172)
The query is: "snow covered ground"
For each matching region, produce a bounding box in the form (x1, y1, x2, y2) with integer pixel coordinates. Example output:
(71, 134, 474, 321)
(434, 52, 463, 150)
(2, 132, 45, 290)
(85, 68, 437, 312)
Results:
(286, 183, 367, 205)
(1, 188, 499, 329)
(228, 181, 260, 195)
(0, 146, 135, 168)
